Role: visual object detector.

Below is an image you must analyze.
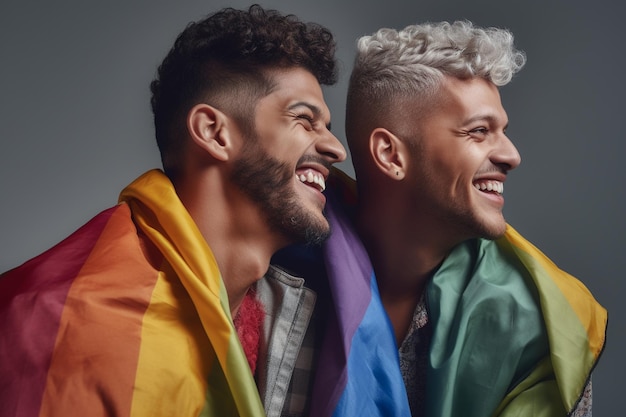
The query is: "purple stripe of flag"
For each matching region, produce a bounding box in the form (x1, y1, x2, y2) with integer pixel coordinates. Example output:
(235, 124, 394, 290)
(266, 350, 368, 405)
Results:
(311, 189, 375, 416)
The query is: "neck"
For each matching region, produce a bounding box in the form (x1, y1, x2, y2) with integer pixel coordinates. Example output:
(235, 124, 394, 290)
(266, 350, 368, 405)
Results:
(356, 198, 451, 345)
(212, 241, 274, 317)
(175, 171, 284, 317)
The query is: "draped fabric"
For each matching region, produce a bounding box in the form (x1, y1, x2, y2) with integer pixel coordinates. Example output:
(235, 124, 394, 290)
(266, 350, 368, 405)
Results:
(0, 169, 265, 417)
(491, 228, 607, 417)
(309, 177, 410, 417)
(313, 169, 607, 417)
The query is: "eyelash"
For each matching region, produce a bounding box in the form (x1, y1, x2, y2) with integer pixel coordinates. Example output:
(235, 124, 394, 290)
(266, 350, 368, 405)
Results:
(297, 114, 315, 129)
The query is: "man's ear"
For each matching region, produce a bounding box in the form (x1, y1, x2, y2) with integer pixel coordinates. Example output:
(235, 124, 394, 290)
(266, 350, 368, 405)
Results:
(369, 128, 407, 180)
(187, 103, 233, 162)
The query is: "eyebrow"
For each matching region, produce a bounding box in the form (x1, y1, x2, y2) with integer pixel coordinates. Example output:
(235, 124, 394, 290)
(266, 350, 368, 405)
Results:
(464, 114, 509, 131)
(288, 101, 332, 130)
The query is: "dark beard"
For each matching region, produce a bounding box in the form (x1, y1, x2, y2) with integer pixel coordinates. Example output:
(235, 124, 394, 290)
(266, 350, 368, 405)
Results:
(230, 144, 329, 246)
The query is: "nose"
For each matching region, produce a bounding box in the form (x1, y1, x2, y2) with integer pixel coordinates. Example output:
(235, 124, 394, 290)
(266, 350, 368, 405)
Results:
(493, 133, 521, 171)
(317, 129, 347, 163)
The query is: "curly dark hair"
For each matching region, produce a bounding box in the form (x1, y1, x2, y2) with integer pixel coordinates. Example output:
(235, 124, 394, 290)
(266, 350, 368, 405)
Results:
(150, 4, 337, 178)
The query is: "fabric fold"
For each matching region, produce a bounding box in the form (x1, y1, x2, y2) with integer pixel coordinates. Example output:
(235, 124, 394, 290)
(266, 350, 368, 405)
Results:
(310, 176, 410, 417)
(0, 169, 265, 417)
(119, 169, 264, 417)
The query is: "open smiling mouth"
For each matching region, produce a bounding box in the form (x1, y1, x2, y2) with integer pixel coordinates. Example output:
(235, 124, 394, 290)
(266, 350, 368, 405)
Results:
(473, 180, 503, 195)
(296, 169, 326, 192)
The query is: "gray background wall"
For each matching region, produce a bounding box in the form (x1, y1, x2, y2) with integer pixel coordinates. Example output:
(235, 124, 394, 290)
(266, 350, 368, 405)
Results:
(1, 0, 622, 414)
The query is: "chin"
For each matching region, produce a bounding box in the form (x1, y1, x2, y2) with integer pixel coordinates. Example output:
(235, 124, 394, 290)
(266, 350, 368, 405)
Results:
(302, 216, 331, 246)
(481, 221, 508, 240)
(279, 209, 330, 247)
(465, 211, 507, 241)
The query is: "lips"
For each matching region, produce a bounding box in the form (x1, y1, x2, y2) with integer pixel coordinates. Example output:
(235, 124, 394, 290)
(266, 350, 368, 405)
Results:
(296, 169, 326, 192)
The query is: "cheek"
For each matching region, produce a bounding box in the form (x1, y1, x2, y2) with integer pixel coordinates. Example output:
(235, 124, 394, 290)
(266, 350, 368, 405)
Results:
(429, 157, 475, 196)
(446, 150, 483, 180)
(278, 132, 310, 158)
(426, 153, 467, 184)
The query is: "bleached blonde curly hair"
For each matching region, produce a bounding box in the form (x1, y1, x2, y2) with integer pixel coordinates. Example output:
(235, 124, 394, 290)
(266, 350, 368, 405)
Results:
(346, 20, 526, 176)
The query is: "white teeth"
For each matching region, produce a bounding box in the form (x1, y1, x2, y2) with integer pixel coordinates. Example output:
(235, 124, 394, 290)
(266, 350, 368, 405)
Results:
(474, 181, 503, 195)
(297, 171, 326, 192)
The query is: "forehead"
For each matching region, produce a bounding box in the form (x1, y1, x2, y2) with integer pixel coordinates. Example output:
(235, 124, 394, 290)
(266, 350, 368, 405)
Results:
(388, 76, 507, 138)
(259, 67, 330, 119)
(434, 76, 507, 124)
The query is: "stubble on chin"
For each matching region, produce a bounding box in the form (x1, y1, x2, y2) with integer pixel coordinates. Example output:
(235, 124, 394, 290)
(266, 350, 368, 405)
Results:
(476, 215, 508, 241)
(231, 148, 330, 246)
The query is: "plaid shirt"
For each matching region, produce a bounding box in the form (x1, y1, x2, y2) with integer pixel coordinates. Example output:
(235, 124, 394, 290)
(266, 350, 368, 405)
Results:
(256, 266, 318, 417)
(281, 304, 319, 417)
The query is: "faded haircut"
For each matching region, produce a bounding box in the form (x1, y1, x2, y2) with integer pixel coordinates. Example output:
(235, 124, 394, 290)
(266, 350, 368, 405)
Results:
(346, 21, 526, 173)
(150, 4, 337, 179)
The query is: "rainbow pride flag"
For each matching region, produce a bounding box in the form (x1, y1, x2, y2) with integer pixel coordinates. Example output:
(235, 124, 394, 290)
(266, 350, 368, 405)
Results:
(0, 170, 265, 417)
(309, 170, 607, 417)
(307, 174, 410, 417)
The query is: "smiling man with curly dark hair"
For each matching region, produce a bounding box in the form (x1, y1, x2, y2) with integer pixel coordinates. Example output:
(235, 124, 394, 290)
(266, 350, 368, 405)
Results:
(0, 5, 345, 417)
